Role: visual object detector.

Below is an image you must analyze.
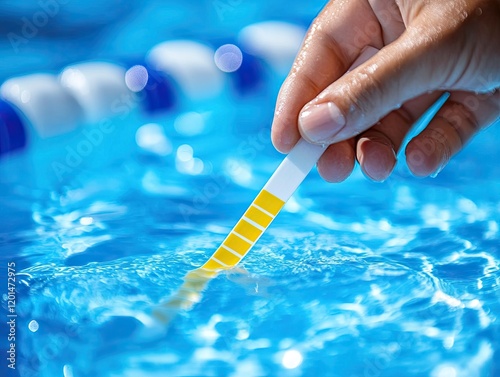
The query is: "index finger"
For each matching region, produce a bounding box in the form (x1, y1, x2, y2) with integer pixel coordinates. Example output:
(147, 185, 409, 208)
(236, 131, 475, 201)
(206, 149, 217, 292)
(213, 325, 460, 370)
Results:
(271, 0, 383, 153)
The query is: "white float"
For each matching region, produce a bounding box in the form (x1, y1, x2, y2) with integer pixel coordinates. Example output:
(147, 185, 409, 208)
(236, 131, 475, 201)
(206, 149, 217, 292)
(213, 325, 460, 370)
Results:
(60, 62, 133, 123)
(1, 73, 83, 138)
(238, 21, 306, 75)
(147, 40, 224, 101)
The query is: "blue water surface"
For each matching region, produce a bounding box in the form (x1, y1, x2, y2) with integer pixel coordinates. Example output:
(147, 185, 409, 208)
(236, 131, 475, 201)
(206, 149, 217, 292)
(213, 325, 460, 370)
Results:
(1, 1, 500, 377)
(2, 108, 499, 377)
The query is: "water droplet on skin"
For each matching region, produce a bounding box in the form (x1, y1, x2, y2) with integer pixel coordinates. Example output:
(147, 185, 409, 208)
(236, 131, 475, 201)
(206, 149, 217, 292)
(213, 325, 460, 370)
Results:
(475, 7, 482, 16)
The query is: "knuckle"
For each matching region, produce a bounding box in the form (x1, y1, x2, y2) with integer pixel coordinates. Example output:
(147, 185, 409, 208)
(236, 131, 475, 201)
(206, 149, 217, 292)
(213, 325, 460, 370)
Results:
(443, 100, 479, 131)
(301, 73, 324, 97)
(344, 70, 387, 119)
(437, 100, 481, 144)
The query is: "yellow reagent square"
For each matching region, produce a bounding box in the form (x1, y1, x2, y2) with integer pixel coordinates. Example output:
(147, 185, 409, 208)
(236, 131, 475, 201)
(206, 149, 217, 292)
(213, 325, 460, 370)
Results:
(234, 219, 262, 242)
(213, 247, 241, 266)
(245, 206, 273, 228)
(188, 268, 217, 279)
(202, 258, 226, 271)
(224, 233, 251, 256)
(254, 189, 285, 216)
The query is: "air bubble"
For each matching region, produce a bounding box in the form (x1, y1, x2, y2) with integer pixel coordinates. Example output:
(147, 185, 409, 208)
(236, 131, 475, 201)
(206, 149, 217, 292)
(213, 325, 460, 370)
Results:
(28, 320, 39, 332)
(282, 349, 303, 369)
(214, 44, 243, 73)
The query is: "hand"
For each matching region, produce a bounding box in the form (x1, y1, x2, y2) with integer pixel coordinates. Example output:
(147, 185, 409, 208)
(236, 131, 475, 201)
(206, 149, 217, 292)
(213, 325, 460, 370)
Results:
(271, 0, 500, 182)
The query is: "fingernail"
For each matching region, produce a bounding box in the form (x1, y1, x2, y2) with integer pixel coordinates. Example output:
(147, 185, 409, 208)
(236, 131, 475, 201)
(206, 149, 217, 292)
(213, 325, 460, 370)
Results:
(299, 102, 345, 143)
(430, 163, 446, 178)
(430, 146, 450, 178)
(358, 138, 396, 182)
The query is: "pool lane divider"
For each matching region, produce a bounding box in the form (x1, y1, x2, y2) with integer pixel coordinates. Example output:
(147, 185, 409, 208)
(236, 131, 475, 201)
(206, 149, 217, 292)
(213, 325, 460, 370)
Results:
(150, 46, 451, 325)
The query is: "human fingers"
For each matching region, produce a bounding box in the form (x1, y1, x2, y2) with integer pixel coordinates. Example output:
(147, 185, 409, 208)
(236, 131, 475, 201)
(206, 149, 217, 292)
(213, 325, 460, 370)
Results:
(354, 92, 446, 181)
(406, 90, 500, 177)
(298, 1, 500, 147)
(316, 140, 356, 183)
(271, 0, 382, 153)
(317, 92, 445, 182)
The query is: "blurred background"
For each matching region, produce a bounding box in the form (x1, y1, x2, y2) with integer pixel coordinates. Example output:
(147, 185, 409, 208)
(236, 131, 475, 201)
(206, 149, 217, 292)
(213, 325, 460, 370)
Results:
(0, 0, 330, 188)
(0, 2, 499, 377)
(0, 0, 324, 81)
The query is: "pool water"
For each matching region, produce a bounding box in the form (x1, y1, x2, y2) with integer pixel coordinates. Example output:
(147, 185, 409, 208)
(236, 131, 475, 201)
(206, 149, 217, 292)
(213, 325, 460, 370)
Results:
(1, 1, 500, 377)
(2, 110, 500, 377)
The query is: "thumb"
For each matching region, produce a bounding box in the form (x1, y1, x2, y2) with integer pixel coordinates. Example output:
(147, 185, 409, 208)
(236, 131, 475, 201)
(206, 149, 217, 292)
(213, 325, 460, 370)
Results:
(298, 29, 452, 145)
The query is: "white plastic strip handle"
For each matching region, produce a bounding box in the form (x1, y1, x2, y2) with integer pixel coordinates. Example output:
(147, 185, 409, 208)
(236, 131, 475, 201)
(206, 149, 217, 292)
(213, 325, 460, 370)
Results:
(264, 46, 380, 201)
(263, 137, 327, 201)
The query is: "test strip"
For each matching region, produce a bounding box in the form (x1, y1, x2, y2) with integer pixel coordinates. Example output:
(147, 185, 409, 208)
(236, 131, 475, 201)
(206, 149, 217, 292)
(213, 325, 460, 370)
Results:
(204, 189, 285, 268)
(151, 46, 403, 324)
(152, 137, 326, 322)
